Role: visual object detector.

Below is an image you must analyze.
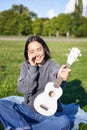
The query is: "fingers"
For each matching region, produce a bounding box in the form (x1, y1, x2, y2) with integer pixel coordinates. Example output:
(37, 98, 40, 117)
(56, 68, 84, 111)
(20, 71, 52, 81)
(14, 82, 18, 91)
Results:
(58, 64, 71, 81)
(28, 55, 37, 66)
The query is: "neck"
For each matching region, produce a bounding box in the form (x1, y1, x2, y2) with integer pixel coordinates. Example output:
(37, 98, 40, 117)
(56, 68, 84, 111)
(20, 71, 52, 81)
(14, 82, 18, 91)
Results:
(37, 59, 45, 66)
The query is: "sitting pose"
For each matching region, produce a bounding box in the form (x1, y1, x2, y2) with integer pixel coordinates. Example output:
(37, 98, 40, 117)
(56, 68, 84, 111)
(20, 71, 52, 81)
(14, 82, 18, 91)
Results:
(0, 35, 71, 130)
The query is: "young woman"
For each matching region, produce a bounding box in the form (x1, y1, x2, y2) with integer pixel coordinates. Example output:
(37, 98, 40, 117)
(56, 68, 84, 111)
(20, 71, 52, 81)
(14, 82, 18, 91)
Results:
(0, 35, 71, 130)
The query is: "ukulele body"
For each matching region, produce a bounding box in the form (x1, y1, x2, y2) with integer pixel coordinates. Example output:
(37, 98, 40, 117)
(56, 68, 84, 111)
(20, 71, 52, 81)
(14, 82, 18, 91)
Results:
(34, 82, 63, 116)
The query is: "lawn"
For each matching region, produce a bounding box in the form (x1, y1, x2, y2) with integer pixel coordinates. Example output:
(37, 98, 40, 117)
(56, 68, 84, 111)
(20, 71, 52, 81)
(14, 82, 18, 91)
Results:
(0, 37, 87, 129)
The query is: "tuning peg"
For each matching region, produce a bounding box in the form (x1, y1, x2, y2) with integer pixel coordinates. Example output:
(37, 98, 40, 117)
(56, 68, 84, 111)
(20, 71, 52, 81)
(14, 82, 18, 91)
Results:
(68, 48, 71, 51)
(76, 59, 79, 61)
(79, 54, 82, 57)
(66, 53, 68, 56)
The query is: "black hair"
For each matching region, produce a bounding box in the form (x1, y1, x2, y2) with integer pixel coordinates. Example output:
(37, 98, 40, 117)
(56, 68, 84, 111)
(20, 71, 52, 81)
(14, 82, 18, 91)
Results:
(24, 35, 51, 61)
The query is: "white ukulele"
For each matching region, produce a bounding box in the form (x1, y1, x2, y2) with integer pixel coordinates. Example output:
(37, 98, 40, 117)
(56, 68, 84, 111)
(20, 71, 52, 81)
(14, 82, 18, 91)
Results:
(34, 48, 81, 116)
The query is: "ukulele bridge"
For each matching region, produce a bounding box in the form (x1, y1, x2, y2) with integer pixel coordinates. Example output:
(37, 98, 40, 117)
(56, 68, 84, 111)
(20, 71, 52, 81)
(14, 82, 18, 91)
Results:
(40, 104, 49, 111)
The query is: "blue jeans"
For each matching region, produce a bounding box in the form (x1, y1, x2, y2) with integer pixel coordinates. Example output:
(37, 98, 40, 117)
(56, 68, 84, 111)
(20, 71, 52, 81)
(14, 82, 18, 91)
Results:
(0, 99, 70, 130)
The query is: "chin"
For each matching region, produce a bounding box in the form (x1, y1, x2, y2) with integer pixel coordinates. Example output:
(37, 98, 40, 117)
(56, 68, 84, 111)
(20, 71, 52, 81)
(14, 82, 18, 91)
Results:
(36, 60, 43, 65)
(36, 61, 41, 64)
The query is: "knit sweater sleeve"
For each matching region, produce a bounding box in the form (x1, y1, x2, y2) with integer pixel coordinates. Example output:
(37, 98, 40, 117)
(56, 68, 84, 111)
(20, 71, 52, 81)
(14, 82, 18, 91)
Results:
(17, 62, 38, 94)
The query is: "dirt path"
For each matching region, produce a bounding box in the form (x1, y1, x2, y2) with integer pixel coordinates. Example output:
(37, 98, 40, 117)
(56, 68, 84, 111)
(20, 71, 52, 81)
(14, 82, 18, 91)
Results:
(0, 37, 87, 42)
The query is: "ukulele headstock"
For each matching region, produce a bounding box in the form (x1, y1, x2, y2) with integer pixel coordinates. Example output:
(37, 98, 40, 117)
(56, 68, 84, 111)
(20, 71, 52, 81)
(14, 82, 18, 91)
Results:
(67, 47, 81, 65)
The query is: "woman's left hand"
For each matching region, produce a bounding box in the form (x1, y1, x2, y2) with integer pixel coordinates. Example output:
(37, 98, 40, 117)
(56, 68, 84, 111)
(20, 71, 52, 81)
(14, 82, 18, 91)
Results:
(57, 65, 71, 81)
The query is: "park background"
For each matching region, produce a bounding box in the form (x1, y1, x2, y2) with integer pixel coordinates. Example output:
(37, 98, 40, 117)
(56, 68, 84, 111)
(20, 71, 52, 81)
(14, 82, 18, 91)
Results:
(0, 0, 87, 129)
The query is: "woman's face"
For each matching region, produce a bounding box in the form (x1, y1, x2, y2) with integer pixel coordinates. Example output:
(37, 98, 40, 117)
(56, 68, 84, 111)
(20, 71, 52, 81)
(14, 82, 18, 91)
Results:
(28, 41, 45, 66)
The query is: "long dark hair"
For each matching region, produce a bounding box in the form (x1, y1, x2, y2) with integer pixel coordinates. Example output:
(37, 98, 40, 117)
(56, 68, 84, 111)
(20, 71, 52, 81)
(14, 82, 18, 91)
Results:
(24, 35, 51, 61)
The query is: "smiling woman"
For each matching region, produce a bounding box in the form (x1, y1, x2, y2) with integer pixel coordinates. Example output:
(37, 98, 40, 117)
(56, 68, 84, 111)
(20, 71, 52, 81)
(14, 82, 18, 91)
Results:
(0, 35, 71, 130)
(27, 41, 45, 66)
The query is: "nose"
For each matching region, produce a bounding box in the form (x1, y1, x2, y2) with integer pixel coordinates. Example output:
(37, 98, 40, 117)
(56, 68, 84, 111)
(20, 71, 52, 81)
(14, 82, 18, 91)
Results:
(32, 51, 38, 58)
(35, 51, 40, 57)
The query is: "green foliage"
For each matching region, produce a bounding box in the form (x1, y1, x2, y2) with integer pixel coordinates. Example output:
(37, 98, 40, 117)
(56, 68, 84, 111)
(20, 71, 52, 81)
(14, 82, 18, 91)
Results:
(42, 19, 50, 36)
(56, 14, 72, 36)
(0, 5, 36, 36)
(32, 18, 43, 35)
(11, 4, 29, 14)
(18, 14, 32, 35)
(75, 0, 83, 17)
(0, 4, 87, 37)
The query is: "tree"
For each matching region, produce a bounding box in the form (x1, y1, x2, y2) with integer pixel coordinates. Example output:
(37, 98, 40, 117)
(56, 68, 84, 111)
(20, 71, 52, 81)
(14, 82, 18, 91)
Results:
(0, 10, 19, 35)
(11, 4, 37, 20)
(42, 19, 50, 36)
(0, 13, 5, 34)
(0, 5, 37, 35)
(53, 14, 72, 36)
(29, 11, 37, 20)
(18, 14, 32, 35)
(11, 4, 29, 14)
(75, 0, 83, 17)
(32, 18, 43, 35)
(71, 0, 84, 37)
(0, 3, 87, 37)
(72, 16, 87, 37)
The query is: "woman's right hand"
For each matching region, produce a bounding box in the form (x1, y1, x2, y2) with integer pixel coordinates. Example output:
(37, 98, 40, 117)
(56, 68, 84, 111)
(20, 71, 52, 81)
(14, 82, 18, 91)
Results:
(28, 55, 37, 66)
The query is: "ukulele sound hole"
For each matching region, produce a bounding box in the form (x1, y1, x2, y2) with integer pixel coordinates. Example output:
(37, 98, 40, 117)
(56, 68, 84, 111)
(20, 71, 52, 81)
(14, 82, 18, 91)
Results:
(49, 91, 55, 97)
(40, 104, 49, 111)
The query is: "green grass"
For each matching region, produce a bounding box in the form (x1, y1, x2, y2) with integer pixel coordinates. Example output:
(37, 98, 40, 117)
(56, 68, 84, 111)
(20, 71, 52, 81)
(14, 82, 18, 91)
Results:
(0, 37, 87, 129)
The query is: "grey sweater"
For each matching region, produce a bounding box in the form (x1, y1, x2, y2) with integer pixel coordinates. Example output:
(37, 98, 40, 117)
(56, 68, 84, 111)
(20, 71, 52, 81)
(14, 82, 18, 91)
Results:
(17, 60, 66, 110)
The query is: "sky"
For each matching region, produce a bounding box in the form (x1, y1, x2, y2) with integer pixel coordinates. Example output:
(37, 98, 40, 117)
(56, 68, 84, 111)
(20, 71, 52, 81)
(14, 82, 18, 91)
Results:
(0, 0, 87, 18)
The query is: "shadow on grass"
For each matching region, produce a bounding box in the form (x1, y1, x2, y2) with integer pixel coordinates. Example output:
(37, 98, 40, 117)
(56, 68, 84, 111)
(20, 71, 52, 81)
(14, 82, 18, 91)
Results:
(61, 79, 87, 110)
(60, 79, 87, 129)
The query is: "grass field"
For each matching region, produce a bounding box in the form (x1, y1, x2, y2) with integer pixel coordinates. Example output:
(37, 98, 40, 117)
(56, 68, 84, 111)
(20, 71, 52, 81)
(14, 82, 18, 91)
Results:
(0, 37, 87, 129)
